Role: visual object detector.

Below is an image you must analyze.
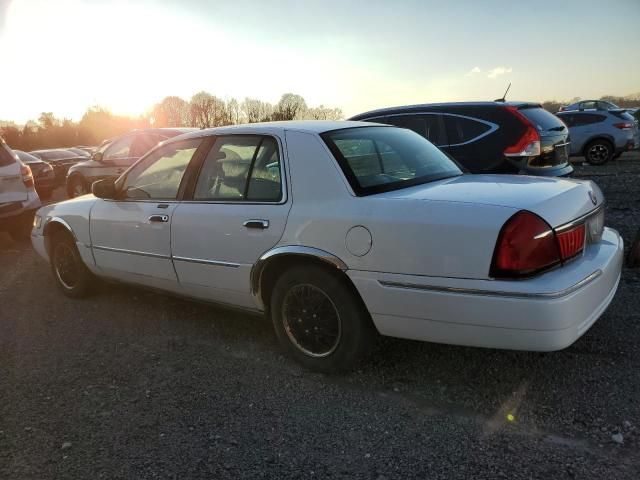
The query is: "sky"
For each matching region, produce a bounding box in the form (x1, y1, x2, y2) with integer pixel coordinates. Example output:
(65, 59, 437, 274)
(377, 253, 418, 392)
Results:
(0, 0, 639, 124)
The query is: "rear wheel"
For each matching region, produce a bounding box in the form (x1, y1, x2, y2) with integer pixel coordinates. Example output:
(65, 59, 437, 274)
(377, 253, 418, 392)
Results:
(67, 175, 88, 198)
(270, 265, 376, 372)
(50, 231, 95, 298)
(585, 140, 613, 165)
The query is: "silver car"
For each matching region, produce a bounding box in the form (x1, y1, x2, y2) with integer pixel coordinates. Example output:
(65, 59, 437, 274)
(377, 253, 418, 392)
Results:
(556, 109, 639, 165)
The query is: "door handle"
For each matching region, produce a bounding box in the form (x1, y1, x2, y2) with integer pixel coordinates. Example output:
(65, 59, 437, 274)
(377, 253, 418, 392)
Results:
(148, 214, 169, 223)
(243, 219, 269, 229)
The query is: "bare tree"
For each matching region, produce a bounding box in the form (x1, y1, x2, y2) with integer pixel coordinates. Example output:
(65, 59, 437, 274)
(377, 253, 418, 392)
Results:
(226, 98, 243, 125)
(305, 105, 343, 120)
(189, 91, 227, 128)
(242, 98, 274, 123)
(151, 96, 189, 127)
(273, 93, 307, 121)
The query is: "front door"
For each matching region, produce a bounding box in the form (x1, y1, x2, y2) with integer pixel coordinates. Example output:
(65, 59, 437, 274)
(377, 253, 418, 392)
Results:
(171, 134, 291, 309)
(90, 138, 204, 290)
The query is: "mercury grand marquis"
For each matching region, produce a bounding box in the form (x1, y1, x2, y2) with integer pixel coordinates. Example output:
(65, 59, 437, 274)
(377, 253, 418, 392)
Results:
(31, 121, 624, 371)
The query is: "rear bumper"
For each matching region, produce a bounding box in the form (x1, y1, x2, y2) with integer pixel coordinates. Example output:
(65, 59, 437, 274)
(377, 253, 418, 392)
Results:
(0, 190, 40, 226)
(349, 227, 623, 351)
(521, 163, 574, 177)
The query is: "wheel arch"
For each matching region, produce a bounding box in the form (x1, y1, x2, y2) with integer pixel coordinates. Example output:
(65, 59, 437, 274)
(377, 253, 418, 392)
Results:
(582, 135, 615, 156)
(43, 217, 77, 256)
(252, 246, 355, 311)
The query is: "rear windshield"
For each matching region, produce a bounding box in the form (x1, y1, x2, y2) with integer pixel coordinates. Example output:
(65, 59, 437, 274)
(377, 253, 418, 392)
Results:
(611, 110, 635, 121)
(0, 141, 18, 167)
(322, 126, 462, 196)
(519, 106, 567, 134)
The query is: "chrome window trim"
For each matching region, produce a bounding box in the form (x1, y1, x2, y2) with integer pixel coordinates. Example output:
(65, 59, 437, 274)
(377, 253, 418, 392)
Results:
(172, 256, 243, 268)
(382, 112, 499, 147)
(379, 270, 602, 299)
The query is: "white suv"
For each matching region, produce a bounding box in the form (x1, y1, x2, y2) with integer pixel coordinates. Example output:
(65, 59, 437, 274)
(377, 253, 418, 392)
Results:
(0, 138, 41, 241)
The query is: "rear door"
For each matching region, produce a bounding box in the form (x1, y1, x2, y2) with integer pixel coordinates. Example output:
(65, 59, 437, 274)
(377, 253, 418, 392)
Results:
(384, 113, 448, 147)
(170, 134, 290, 309)
(443, 114, 497, 170)
(0, 141, 28, 205)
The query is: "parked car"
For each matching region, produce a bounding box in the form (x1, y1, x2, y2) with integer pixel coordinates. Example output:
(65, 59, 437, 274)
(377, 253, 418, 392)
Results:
(74, 145, 98, 155)
(14, 150, 56, 199)
(349, 102, 573, 177)
(31, 121, 622, 371)
(556, 109, 639, 164)
(559, 100, 619, 112)
(66, 128, 195, 198)
(0, 138, 41, 241)
(29, 149, 87, 184)
(65, 147, 91, 157)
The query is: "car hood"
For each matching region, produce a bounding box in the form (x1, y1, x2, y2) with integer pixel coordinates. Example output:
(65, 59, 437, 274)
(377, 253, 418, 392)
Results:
(377, 174, 603, 227)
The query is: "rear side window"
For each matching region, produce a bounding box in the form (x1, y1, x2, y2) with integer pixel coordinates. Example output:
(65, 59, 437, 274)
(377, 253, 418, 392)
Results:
(386, 114, 447, 146)
(0, 141, 17, 166)
(518, 107, 567, 133)
(193, 136, 282, 202)
(444, 116, 491, 145)
(569, 113, 606, 126)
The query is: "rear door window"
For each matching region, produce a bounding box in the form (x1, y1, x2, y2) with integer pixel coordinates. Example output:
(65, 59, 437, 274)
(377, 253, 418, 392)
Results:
(444, 115, 491, 145)
(386, 114, 447, 146)
(518, 107, 567, 134)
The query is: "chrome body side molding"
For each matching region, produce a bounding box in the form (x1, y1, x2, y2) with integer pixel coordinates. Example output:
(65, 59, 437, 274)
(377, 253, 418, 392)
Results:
(379, 270, 602, 299)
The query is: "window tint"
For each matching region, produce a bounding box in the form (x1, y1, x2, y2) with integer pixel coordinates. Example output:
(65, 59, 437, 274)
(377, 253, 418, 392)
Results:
(518, 107, 566, 132)
(444, 116, 491, 145)
(0, 140, 17, 166)
(194, 136, 282, 202)
(104, 135, 135, 160)
(322, 126, 461, 196)
(122, 138, 201, 200)
(557, 114, 575, 127)
(571, 113, 606, 126)
(386, 114, 447, 146)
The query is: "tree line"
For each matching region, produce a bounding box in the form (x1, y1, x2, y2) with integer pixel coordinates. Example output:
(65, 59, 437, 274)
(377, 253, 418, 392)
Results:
(0, 92, 343, 151)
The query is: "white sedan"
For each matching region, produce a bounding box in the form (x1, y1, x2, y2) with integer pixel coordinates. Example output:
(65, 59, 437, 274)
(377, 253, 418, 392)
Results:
(31, 121, 624, 371)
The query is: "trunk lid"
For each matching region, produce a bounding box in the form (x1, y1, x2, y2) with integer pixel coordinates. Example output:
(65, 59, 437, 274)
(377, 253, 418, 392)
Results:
(0, 143, 28, 204)
(377, 174, 602, 228)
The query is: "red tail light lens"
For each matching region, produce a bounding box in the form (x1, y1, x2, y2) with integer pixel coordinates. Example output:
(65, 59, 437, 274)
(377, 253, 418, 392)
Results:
(20, 164, 34, 188)
(503, 106, 541, 157)
(491, 211, 560, 277)
(613, 122, 633, 130)
(556, 224, 585, 260)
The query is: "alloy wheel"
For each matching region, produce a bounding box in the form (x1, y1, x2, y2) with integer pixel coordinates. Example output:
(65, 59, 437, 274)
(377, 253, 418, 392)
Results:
(588, 144, 609, 164)
(54, 242, 79, 289)
(281, 284, 342, 357)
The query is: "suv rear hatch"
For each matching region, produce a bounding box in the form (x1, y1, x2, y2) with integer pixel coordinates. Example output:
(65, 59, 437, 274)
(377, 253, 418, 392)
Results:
(0, 141, 28, 205)
(510, 105, 571, 172)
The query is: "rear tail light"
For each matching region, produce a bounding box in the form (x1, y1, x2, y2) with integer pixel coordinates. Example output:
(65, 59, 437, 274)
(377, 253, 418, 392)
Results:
(503, 106, 541, 157)
(491, 211, 586, 278)
(613, 122, 633, 130)
(20, 163, 34, 188)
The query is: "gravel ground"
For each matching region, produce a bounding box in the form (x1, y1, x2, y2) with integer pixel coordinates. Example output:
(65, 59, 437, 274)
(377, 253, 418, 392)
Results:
(1, 153, 639, 479)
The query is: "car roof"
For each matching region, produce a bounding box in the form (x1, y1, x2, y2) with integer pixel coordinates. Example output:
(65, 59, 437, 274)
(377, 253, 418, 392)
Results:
(349, 101, 541, 119)
(175, 121, 383, 140)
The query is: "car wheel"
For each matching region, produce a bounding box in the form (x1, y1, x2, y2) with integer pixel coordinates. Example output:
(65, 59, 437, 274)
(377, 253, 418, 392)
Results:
(585, 140, 613, 165)
(50, 231, 95, 298)
(270, 264, 376, 372)
(67, 175, 88, 198)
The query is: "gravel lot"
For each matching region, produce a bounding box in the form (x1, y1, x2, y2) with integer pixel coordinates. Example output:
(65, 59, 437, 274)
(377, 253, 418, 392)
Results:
(1, 153, 639, 479)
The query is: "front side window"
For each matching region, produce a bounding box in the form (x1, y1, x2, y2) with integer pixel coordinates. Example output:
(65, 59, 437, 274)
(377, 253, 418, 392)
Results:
(322, 126, 461, 196)
(193, 135, 282, 202)
(121, 138, 202, 200)
(104, 135, 135, 160)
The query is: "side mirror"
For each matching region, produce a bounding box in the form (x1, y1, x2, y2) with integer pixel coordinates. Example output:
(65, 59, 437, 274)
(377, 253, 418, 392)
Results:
(92, 151, 104, 162)
(92, 178, 117, 199)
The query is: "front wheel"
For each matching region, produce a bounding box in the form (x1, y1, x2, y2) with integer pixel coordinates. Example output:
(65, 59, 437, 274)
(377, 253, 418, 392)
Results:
(50, 231, 95, 298)
(270, 265, 376, 372)
(585, 140, 613, 165)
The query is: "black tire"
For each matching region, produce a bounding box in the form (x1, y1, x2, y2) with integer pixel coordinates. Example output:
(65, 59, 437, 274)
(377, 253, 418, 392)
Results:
(67, 175, 88, 198)
(270, 264, 376, 372)
(50, 231, 95, 298)
(584, 139, 613, 165)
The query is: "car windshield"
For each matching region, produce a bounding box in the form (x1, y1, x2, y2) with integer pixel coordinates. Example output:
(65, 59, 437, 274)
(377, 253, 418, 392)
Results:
(519, 106, 567, 133)
(322, 126, 462, 195)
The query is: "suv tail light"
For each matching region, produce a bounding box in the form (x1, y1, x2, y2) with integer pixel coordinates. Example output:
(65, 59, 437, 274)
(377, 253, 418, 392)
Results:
(613, 122, 634, 130)
(20, 163, 34, 188)
(491, 211, 586, 278)
(503, 106, 541, 157)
